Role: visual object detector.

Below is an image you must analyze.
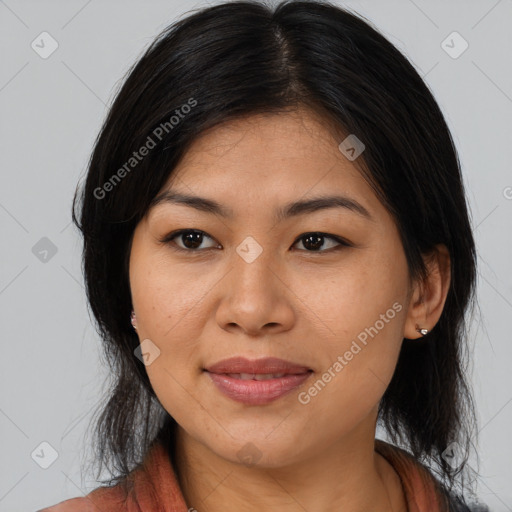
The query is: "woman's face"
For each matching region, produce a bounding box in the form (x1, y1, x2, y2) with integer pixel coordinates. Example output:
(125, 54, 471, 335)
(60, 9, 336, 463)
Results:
(129, 109, 417, 466)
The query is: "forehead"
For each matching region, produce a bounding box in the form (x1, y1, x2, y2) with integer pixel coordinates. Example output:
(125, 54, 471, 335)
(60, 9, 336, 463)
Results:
(174, 108, 344, 171)
(148, 110, 386, 225)
(164, 111, 362, 186)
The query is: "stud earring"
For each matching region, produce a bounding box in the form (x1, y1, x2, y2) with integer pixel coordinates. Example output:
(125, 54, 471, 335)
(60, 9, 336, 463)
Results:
(415, 324, 428, 336)
(130, 310, 137, 331)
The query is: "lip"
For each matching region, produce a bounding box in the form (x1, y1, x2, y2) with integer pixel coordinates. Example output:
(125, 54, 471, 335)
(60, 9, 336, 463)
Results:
(205, 356, 312, 375)
(204, 357, 313, 405)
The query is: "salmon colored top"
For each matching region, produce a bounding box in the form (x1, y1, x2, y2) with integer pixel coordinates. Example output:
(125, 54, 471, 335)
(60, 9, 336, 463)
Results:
(39, 438, 450, 512)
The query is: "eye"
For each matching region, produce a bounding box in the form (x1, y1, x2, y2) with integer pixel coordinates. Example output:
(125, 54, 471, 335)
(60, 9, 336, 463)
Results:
(291, 232, 351, 253)
(160, 229, 351, 254)
(161, 229, 220, 251)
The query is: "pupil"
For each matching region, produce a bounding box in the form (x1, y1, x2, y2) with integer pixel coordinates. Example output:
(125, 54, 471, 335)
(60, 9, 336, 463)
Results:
(183, 231, 203, 249)
(304, 234, 323, 251)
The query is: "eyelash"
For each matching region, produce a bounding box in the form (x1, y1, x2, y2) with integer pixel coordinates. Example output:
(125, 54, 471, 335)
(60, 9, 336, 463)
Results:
(159, 229, 351, 255)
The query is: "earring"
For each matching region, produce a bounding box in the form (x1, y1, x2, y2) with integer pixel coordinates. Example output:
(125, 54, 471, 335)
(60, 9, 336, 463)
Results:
(130, 310, 137, 331)
(415, 324, 428, 336)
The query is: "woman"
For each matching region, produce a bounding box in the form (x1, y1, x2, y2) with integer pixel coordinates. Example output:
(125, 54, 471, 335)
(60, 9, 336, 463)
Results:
(40, 0, 489, 510)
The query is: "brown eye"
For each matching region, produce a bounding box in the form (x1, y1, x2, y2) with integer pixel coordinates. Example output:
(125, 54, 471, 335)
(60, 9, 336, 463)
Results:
(160, 230, 350, 254)
(162, 229, 219, 251)
(292, 232, 350, 253)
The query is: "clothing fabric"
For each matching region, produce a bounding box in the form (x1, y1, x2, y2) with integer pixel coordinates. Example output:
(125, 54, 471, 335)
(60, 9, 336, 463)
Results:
(38, 438, 469, 511)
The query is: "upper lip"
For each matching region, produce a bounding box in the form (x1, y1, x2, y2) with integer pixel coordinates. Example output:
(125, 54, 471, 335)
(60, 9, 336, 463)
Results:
(205, 356, 312, 375)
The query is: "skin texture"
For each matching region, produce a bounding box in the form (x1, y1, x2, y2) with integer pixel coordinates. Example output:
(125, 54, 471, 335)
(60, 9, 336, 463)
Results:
(128, 108, 451, 512)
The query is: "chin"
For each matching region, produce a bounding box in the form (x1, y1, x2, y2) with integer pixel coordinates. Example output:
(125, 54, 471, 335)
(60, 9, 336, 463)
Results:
(194, 422, 309, 468)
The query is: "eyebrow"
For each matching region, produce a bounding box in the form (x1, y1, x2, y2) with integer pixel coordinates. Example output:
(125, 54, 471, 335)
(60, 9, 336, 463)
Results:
(149, 191, 374, 222)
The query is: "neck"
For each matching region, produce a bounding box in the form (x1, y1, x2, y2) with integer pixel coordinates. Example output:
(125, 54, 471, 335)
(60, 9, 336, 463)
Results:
(174, 415, 407, 512)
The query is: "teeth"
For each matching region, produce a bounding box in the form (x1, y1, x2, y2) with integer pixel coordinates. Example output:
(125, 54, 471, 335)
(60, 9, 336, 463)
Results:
(254, 373, 285, 380)
(226, 373, 287, 380)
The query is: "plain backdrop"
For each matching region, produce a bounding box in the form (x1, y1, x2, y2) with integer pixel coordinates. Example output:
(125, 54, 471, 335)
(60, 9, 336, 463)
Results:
(1, 0, 511, 510)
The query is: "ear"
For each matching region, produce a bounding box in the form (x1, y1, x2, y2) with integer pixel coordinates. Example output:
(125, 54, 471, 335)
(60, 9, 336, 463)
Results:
(404, 244, 451, 340)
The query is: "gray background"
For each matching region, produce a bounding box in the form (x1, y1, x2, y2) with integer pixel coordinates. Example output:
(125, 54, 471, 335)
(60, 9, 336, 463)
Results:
(1, 0, 511, 510)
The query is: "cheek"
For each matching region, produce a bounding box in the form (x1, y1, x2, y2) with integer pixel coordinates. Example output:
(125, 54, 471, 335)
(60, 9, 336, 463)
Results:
(130, 245, 210, 335)
(129, 249, 208, 407)
(298, 307, 406, 448)
(293, 249, 408, 343)
(298, 251, 408, 414)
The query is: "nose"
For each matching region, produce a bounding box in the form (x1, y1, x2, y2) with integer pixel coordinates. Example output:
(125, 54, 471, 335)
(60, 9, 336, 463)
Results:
(214, 242, 296, 337)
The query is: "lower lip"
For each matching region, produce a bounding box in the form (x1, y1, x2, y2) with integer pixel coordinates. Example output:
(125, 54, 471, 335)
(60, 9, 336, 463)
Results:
(205, 371, 312, 405)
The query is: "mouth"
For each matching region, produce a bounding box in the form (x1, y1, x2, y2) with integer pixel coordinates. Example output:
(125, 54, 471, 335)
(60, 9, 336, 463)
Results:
(222, 372, 298, 380)
(204, 356, 312, 375)
(204, 357, 313, 405)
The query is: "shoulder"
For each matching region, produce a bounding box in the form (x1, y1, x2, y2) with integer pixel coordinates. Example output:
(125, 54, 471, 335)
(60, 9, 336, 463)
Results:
(374, 439, 491, 512)
(38, 496, 99, 511)
(38, 482, 128, 512)
(38, 440, 179, 511)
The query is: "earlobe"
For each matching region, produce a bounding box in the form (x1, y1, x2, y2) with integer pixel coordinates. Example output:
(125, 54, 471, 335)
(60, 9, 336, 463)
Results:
(131, 310, 138, 331)
(415, 324, 429, 337)
(404, 244, 451, 340)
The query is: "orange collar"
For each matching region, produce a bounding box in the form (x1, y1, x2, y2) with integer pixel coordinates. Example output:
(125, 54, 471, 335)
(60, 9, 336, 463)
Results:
(42, 439, 448, 511)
